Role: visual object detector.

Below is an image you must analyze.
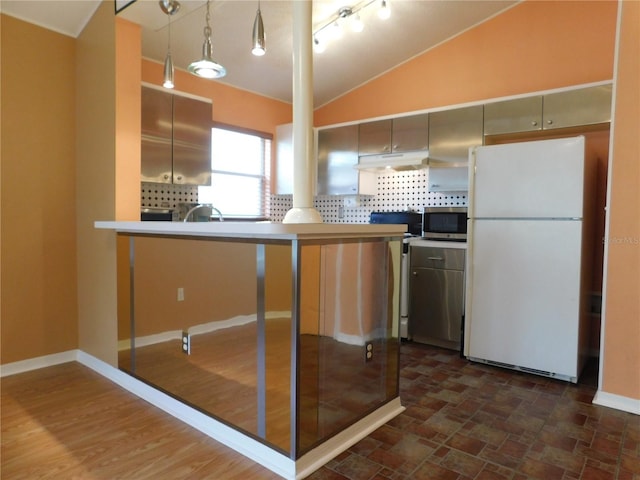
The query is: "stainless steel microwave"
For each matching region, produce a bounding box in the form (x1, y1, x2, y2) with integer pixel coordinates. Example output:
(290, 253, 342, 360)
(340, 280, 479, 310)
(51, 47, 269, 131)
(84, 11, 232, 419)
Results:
(422, 207, 468, 241)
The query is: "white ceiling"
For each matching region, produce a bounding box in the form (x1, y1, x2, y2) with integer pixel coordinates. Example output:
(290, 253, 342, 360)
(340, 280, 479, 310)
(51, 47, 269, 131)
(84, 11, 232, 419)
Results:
(1, 0, 518, 106)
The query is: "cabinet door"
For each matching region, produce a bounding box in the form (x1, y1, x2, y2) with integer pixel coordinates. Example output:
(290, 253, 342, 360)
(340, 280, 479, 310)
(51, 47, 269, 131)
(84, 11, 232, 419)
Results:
(429, 105, 483, 163)
(172, 95, 212, 185)
(141, 87, 173, 183)
(543, 84, 612, 130)
(358, 120, 392, 155)
(391, 113, 429, 152)
(318, 125, 359, 195)
(409, 267, 464, 343)
(484, 96, 543, 135)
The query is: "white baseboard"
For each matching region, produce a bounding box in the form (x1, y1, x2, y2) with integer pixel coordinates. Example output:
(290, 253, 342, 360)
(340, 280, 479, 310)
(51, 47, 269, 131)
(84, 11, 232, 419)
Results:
(593, 390, 640, 415)
(0, 350, 79, 377)
(117, 311, 293, 351)
(295, 397, 405, 480)
(76, 351, 296, 479)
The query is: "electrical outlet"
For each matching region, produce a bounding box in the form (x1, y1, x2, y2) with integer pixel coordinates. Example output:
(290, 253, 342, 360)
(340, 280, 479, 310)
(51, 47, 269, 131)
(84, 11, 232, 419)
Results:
(365, 341, 373, 362)
(177, 287, 185, 302)
(181, 331, 191, 355)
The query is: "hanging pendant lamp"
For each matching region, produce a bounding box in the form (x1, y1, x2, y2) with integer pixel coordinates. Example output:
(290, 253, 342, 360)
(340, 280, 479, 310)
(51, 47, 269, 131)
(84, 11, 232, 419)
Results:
(251, 0, 266, 56)
(159, 0, 180, 89)
(188, 0, 226, 79)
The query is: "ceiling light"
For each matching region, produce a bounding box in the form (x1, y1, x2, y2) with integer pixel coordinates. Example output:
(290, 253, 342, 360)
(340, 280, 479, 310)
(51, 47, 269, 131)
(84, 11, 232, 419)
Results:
(159, 0, 180, 89)
(378, 0, 391, 20)
(313, 36, 326, 53)
(350, 13, 364, 33)
(188, 0, 226, 79)
(251, 1, 266, 56)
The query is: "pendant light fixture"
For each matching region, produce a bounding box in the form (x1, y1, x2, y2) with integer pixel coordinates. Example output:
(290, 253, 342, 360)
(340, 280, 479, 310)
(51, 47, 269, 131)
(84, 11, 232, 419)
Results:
(378, 0, 391, 20)
(188, 0, 226, 79)
(251, 0, 266, 56)
(159, 0, 181, 89)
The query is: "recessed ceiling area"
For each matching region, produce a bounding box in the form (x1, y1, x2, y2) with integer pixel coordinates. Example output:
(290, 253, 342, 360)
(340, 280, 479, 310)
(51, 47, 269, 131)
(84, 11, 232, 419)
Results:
(1, 0, 519, 106)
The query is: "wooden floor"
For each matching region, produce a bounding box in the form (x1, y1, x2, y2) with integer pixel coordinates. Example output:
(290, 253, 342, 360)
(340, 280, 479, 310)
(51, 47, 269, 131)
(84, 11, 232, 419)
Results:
(1, 362, 282, 479)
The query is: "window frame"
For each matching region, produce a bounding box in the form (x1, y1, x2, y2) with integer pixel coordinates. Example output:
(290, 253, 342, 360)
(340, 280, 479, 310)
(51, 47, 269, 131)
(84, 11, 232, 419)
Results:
(201, 122, 273, 221)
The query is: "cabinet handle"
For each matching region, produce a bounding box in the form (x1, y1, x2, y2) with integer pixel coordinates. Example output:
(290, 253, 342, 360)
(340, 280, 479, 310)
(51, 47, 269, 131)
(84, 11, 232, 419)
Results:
(384, 145, 390, 152)
(393, 144, 399, 150)
(412, 271, 418, 276)
(532, 121, 538, 126)
(427, 256, 444, 261)
(163, 174, 170, 180)
(547, 119, 553, 125)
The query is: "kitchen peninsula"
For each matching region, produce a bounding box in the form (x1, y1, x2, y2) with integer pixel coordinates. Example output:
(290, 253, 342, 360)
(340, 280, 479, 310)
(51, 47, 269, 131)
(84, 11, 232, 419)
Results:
(95, 220, 406, 479)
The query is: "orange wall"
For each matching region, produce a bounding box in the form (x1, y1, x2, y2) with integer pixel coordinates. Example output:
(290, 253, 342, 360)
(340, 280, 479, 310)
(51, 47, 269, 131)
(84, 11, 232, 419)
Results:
(601, 0, 640, 401)
(314, 0, 617, 125)
(0, 15, 78, 363)
(116, 18, 142, 221)
(75, 1, 119, 366)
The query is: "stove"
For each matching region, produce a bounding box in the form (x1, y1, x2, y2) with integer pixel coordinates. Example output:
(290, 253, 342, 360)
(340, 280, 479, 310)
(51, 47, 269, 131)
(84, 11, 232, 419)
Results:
(369, 211, 422, 339)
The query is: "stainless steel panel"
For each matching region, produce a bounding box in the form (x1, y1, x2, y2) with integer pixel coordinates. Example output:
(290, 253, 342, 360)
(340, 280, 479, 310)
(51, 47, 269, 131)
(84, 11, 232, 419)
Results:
(141, 87, 172, 138)
(141, 135, 172, 183)
(172, 94, 212, 145)
(392, 113, 429, 152)
(317, 125, 359, 195)
(358, 119, 392, 155)
(428, 105, 484, 163)
(409, 245, 465, 348)
(142, 87, 173, 183)
(172, 141, 211, 185)
(543, 84, 612, 129)
(410, 266, 464, 343)
(410, 246, 465, 271)
(141, 86, 212, 186)
(484, 96, 543, 135)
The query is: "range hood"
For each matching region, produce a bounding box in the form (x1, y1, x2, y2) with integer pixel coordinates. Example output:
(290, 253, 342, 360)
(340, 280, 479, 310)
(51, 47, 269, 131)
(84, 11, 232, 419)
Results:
(354, 152, 429, 172)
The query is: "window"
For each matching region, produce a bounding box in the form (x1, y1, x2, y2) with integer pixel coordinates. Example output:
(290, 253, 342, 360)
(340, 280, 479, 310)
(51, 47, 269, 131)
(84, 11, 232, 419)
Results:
(198, 126, 272, 218)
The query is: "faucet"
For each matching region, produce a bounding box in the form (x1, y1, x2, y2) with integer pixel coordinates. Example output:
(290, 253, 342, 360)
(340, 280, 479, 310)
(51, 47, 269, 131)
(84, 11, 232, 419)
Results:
(183, 204, 224, 222)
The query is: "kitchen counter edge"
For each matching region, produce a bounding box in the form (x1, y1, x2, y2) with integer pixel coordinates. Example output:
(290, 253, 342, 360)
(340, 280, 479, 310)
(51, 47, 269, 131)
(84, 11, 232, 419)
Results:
(94, 221, 407, 241)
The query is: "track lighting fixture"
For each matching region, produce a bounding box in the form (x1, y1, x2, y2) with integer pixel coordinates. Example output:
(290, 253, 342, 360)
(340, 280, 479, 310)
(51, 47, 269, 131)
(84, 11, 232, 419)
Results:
(188, 0, 226, 79)
(312, 0, 391, 53)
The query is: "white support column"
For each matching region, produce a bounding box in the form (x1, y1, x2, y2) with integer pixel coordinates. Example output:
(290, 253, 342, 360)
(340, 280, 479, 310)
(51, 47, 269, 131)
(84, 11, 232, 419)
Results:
(283, 0, 322, 224)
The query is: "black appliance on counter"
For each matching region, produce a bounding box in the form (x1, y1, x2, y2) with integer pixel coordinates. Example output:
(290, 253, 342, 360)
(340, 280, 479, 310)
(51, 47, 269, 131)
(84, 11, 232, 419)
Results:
(141, 207, 176, 221)
(369, 211, 422, 237)
(421, 207, 467, 241)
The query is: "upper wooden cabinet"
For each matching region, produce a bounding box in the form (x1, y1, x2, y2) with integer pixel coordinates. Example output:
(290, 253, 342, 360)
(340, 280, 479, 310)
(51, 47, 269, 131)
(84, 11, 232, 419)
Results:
(358, 113, 429, 155)
(484, 85, 612, 136)
(141, 86, 212, 185)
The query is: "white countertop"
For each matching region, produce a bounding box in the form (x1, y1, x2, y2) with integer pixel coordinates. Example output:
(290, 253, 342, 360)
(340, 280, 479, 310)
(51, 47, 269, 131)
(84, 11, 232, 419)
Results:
(94, 221, 407, 241)
(408, 238, 468, 249)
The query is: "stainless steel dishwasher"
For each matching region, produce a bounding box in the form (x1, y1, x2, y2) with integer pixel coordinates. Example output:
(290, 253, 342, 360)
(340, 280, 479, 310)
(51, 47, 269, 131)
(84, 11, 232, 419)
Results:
(409, 243, 465, 351)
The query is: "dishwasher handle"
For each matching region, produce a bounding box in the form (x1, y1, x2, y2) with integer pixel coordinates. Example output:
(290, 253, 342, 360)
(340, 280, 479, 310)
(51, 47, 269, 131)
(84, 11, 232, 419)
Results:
(427, 256, 444, 261)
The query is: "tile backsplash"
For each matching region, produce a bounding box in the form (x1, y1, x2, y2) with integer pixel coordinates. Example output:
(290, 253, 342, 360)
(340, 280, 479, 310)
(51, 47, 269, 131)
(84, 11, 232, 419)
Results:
(142, 169, 467, 223)
(271, 169, 467, 223)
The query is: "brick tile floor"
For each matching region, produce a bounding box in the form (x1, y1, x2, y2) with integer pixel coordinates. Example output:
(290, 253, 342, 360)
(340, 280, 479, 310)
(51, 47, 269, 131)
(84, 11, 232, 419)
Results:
(306, 342, 640, 480)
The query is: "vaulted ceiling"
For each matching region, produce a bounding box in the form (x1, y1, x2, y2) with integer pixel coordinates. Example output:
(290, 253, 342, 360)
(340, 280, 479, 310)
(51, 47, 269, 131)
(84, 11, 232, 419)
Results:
(1, 0, 518, 106)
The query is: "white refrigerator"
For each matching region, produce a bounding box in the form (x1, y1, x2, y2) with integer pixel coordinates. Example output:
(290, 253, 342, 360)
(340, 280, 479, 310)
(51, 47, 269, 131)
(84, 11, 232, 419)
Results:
(464, 136, 592, 383)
